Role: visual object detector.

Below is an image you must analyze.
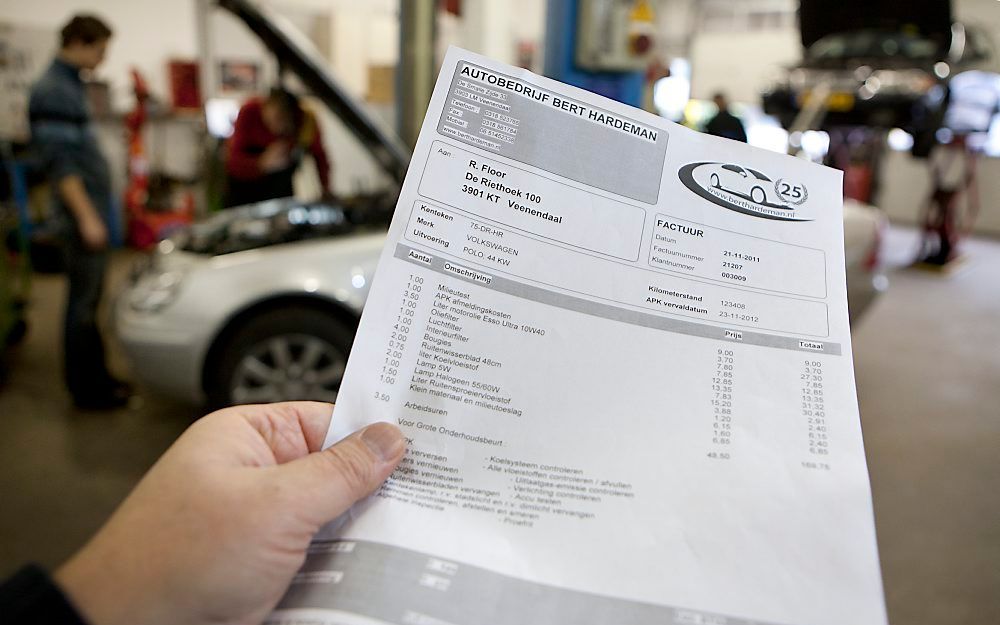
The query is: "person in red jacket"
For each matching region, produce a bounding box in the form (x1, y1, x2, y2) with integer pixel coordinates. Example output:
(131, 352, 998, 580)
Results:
(224, 87, 332, 207)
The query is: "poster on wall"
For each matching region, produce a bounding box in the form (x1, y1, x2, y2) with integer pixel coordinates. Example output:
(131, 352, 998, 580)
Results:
(218, 59, 260, 93)
(0, 22, 55, 142)
(169, 59, 202, 110)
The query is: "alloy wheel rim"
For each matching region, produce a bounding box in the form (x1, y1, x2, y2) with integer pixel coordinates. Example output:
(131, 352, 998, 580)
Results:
(230, 334, 345, 404)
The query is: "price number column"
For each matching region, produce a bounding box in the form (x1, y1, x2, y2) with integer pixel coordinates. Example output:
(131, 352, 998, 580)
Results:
(376, 274, 424, 402)
(800, 359, 829, 457)
(708, 348, 735, 460)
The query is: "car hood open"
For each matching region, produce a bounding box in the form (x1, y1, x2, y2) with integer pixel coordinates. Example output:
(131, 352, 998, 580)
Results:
(171, 195, 393, 256)
(217, 0, 410, 184)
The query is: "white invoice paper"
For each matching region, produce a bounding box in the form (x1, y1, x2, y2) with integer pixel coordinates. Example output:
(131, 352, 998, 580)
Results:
(268, 47, 887, 625)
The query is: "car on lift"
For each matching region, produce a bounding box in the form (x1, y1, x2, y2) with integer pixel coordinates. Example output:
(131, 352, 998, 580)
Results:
(762, 24, 997, 131)
(114, 0, 888, 408)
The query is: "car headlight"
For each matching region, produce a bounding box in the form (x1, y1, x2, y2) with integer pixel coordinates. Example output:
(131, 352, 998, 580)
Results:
(128, 269, 186, 313)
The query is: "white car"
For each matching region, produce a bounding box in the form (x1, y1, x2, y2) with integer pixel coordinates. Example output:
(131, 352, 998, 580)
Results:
(115, 199, 384, 406)
(114, 197, 887, 407)
(115, 0, 407, 408)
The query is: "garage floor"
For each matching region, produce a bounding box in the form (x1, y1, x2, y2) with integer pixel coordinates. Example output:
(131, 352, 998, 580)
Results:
(0, 228, 998, 624)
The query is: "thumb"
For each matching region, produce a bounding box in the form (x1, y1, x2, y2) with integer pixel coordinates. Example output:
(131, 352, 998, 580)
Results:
(279, 422, 406, 525)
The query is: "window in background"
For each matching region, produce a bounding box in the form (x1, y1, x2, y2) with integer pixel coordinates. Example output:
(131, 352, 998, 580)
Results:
(652, 58, 691, 122)
(205, 98, 241, 138)
(740, 105, 789, 153)
(697, 0, 795, 33)
(886, 128, 915, 152)
(799, 130, 831, 160)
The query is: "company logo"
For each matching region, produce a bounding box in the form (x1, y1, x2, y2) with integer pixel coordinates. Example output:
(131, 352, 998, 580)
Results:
(678, 162, 812, 221)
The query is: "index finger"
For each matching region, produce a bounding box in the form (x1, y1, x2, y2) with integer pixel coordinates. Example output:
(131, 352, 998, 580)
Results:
(239, 401, 336, 463)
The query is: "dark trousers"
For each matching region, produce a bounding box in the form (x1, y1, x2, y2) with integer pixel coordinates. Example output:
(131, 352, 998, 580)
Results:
(62, 240, 114, 399)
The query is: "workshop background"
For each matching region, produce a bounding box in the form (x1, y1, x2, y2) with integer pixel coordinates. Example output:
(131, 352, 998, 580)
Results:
(1, 1, 998, 624)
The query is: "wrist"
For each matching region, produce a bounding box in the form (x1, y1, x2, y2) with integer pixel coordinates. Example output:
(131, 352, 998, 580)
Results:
(54, 542, 159, 625)
(54, 550, 116, 625)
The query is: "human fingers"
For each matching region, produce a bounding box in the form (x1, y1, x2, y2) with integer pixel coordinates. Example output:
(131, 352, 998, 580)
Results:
(169, 402, 334, 469)
(237, 401, 336, 459)
(275, 422, 406, 525)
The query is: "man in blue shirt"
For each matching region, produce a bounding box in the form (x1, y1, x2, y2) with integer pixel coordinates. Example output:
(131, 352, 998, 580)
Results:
(29, 15, 130, 409)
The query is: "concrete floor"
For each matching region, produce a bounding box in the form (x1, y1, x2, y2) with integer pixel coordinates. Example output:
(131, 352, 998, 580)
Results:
(0, 228, 997, 624)
(852, 229, 1000, 625)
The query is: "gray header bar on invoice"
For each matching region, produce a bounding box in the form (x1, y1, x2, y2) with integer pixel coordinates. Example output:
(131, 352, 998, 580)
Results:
(395, 244, 842, 356)
(437, 62, 668, 205)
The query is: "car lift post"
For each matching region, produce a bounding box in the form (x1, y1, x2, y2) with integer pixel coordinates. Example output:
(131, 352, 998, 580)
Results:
(787, 81, 886, 205)
(786, 81, 832, 146)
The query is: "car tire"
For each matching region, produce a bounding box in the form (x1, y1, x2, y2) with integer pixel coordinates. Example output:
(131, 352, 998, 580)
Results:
(206, 306, 355, 409)
(710, 173, 720, 188)
(751, 186, 766, 204)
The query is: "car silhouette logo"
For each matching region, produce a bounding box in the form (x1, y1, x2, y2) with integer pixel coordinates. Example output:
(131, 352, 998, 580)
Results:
(678, 161, 812, 221)
(710, 163, 774, 205)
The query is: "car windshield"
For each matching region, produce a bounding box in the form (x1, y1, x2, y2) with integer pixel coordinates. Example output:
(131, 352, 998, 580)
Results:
(808, 30, 941, 61)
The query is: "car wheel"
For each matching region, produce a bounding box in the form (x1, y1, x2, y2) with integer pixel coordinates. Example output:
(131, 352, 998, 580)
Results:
(207, 307, 355, 408)
(710, 173, 720, 188)
(751, 186, 766, 204)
